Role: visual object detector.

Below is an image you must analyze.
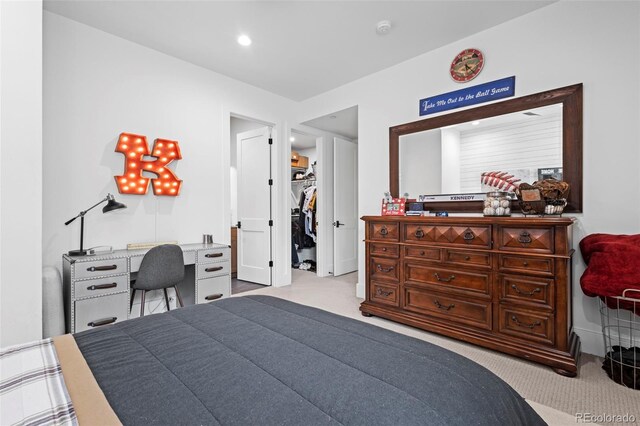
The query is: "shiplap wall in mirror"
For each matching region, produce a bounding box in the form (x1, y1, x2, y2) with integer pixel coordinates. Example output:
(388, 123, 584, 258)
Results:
(399, 104, 562, 198)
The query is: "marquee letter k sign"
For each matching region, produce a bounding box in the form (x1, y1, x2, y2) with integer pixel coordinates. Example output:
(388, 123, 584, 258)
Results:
(114, 132, 183, 196)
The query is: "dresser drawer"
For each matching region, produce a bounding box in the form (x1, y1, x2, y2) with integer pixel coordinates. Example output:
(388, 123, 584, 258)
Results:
(74, 258, 128, 280)
(445, 249, 491, 269)
(498, 254, 554, 276)
(74, 292, 128, 333)
(498, 306, 554, 346)
(369, 242, 399, 258)
(498, 227, 554, 254)
(370, 257, 400, 283)
(404, 246, 441, 261)
(369, 222, 399, 241)
(198, 261, 230, 279)
(369, 281, 399, 307)
(198, 248, 229, 263)
(197, 275, 230, 304)
(404, 263, 490, 296)
(403, 224, 491, 248)
(74, 274, 129, 300)
(404, 287, 492, 330)
(499, 274, 554, 309)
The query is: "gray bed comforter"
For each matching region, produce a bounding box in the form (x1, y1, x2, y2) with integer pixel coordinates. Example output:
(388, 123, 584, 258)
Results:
(75, 295, 545, 425)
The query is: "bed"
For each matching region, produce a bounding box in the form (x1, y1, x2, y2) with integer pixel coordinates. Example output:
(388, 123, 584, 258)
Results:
(2, 295, 544, 425)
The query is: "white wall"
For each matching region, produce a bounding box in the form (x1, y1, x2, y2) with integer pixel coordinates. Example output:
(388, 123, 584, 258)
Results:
(0, 0, 43, 347)
(296, 1, 640, 356)
(43, 12, 296, 295)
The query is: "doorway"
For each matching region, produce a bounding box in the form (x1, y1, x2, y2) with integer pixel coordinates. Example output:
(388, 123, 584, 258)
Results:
(230, 115, 275, 293)
(291, 106, 359, 285)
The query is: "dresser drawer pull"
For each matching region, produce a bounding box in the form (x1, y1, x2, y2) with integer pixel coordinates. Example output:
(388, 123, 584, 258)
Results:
(511, 315, 541, 329)
(87, 283, 118, 291)
(463, 230, 475, 241)
(434, 273, 455, 283)
(205, 253, 224, 258)
(204, 293, 223, 301)
(511, 284, 541, 296)
(523, 261, 529, 267)
(415, 228, 425, 239)
(87, 265, 117, 272)
(420, 251, 426, 256)
(464, 256, 471, 261)
(381, 247, 388, 252)
(87, 317, 117, 327)
(379, 226, 389, 236)
(205, 266, 224, 273)
(434, 300, 455, 311)
(518, 231, 532, 244)
(376, 288, 393, 297)
(376, 264, 395, 273)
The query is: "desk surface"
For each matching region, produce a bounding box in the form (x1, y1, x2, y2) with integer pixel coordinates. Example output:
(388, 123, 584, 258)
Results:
(63, 243, 229, 263)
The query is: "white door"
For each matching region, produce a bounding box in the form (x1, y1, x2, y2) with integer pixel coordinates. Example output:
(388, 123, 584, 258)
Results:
(333, 137, 358, 276)
(237, 127, 272, 285)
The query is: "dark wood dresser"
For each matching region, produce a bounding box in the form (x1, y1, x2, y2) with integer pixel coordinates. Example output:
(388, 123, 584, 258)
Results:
(361, 215, 580, 376)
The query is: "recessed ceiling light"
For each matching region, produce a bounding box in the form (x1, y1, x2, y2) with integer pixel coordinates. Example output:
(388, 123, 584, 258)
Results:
(237, 35, 252, 47)
(471, 120, 480, 126)
(289, 137, 295, 142)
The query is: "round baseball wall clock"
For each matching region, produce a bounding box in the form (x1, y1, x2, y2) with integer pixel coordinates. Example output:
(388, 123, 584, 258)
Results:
(450, 48, 484, 82)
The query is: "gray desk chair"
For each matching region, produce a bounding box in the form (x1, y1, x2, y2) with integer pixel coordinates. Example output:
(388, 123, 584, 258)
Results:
(130, 244, 185, 316)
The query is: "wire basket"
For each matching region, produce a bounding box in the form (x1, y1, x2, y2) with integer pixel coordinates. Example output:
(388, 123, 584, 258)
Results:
(599, 289, 640, 390)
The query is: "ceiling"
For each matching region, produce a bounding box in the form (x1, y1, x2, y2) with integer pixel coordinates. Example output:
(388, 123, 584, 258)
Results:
(302, 105, 358, 140)
(290, 130, 317, 150)
(44, 1, 554, 101)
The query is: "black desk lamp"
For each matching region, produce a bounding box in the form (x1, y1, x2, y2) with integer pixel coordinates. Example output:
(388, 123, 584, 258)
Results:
(65, 193, 127, 256)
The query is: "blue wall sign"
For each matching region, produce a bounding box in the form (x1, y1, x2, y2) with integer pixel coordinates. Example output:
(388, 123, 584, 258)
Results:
(419, 76, 516, 116)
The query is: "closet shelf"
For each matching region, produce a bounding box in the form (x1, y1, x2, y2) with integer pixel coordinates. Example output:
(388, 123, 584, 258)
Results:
(291, 178, 316, 183)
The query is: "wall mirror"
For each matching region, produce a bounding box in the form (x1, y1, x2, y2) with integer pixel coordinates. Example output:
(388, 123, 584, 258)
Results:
(390, 84, 582, 213)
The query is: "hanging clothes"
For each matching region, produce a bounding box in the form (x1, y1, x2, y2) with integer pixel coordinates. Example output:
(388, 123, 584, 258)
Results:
(301, 185, 317, 243)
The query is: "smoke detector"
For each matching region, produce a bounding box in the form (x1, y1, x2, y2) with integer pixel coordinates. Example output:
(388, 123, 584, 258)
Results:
(376, 20, 392, 35)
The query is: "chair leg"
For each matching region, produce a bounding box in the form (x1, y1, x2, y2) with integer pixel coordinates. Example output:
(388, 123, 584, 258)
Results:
(163, 288, 171, 311)
(130, 289, 136, 312)
(174, 286, 184, 308)
(140, 290, 146, 317)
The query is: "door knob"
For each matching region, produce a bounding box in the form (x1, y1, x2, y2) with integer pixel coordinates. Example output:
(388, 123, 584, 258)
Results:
(333, 221, 343, 228)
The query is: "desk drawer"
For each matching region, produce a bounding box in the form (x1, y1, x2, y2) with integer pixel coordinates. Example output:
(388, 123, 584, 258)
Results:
(198, 248, 229, 263)
(74, 258, 128, 280)
(74, 274, 129, 299)
(197, 261, 230, 279)
(197, 276, 230, 303)
(74, 292, 128, 333)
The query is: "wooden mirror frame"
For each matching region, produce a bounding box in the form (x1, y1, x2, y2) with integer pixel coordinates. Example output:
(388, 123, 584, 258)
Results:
(390, 84, 583, 213)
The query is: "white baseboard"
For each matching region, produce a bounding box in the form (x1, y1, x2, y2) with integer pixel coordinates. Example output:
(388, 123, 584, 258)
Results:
(574, 326, 605, 357)
(356, 282, 364, 299)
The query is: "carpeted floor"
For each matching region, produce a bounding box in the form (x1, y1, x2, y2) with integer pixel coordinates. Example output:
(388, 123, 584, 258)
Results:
(233, 269, 640, 426)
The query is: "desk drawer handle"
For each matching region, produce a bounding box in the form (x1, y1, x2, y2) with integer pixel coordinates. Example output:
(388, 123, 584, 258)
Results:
(205, 253, 224, 258)
(376, 264, 394, 273)
(87, 317, 117, 327)
(511, 284, 541, 296)
(511, 315, 541, 329)
(434, 300, 455, 311)
(205, 293, 223, 301)
(434, 273, 455, 283)
(518, 231, 532, 244)
(205, 266, 224, 273)
(379, 226, 389, 236)
(87, 265, 117, 272)
(87, 283, 118, 291)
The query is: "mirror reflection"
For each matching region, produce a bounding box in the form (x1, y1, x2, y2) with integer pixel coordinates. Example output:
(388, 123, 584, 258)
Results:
(399, 104, 563, 197)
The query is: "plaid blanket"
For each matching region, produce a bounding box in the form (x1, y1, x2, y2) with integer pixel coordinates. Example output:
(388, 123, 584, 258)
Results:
(0, 339, 77, 426)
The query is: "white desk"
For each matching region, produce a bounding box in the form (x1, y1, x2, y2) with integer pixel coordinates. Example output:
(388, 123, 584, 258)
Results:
(62, 243, 230, 333)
